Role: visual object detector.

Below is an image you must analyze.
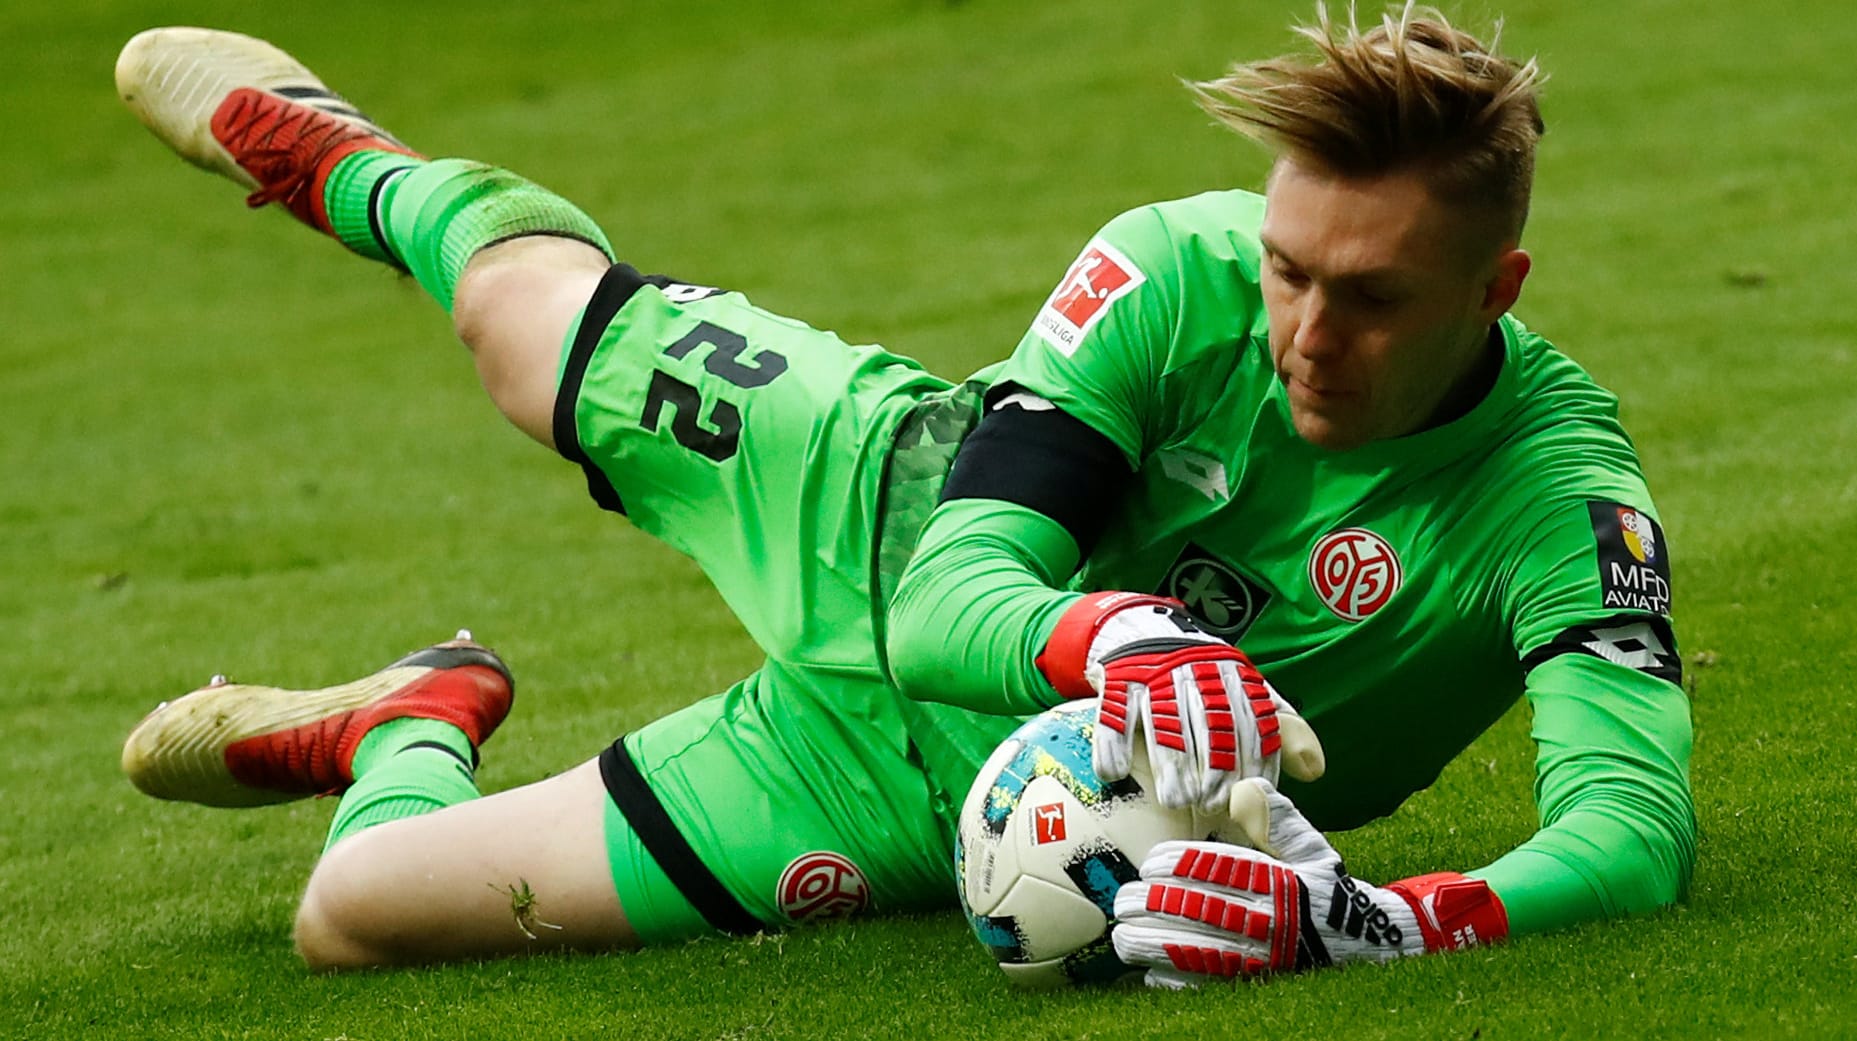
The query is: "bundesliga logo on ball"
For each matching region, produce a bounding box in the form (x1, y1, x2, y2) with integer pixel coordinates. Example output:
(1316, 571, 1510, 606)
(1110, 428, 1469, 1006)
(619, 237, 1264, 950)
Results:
(954, 701, 1258, 986)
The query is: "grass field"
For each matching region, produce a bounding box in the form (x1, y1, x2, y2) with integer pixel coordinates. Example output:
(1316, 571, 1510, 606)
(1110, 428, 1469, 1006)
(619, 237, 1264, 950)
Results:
(4, 0, 1855, 1038)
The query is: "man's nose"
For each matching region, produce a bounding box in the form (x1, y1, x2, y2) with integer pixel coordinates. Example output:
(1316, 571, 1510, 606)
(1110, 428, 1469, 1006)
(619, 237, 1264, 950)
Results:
(1292, 291, 1345, 360)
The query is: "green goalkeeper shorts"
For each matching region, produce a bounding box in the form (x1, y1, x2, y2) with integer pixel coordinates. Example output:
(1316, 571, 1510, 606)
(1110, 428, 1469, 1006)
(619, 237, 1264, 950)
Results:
(553, 263, 965, 939)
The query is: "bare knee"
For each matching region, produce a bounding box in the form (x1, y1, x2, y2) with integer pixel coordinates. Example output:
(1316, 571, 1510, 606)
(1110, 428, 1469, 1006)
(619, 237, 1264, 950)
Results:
(293, 834, 399, 971)
(451, 236, 609, 346)
(450, 237, 609, 448)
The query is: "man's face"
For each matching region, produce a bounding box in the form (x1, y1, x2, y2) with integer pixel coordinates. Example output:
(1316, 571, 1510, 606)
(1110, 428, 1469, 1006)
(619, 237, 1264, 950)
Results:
(1259, 158, 1523, 451)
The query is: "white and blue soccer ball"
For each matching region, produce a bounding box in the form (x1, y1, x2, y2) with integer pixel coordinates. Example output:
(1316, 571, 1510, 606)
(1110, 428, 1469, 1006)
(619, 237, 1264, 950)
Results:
(955, 700, 1246, 987)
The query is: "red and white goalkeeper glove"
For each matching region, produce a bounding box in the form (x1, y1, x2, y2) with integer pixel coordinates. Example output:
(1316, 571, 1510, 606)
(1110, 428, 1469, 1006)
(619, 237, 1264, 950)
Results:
(1036, 592, 1324, 813)
(1111, 778, 1508, 988)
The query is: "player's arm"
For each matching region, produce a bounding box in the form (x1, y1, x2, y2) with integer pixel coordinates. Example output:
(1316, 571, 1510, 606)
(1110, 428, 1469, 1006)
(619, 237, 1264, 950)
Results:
(1110, 502, 1694, 983)
(890, 402, 1317, 809)
(1474, 500, 1695, 931)
(1470, 649, 1695, 932)
(890, 205, 1177, 719)
(888, 209, 1318, 805)
(1108, 649, 1694, 985)
(883, 416, 1105, 718)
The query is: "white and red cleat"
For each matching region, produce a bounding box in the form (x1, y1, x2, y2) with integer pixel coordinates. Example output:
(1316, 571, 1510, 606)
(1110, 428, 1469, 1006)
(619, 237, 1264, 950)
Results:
(122, 635, 513, 808)
(115, 26, 422, 233)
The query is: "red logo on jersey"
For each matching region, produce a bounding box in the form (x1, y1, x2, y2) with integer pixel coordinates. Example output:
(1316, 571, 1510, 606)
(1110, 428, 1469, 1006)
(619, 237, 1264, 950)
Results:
(1309, 528, 1403, 621)
(1032, 241, 1146, 355)
(1051, 248, 1135, 325)
(1032, 802, 1068, 845)
(777, 852, 870, 921)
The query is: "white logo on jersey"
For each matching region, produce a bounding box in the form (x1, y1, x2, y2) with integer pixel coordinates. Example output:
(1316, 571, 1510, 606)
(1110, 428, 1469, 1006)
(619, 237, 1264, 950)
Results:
(1031, 240, 1146, 356)
(1580, 621, 1671, 672)
(658, 282, 723, 303)
(1157, 448, 1229, 501)
(992, 391, 1058, 413)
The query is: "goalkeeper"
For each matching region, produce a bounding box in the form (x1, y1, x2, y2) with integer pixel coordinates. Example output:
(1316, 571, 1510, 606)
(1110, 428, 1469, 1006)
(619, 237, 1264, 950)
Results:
(117, 3, 1692, 982)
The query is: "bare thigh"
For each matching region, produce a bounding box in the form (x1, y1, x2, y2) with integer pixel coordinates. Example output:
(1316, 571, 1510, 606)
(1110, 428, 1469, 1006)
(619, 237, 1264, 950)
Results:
(295, 758, 629, 969)
(450, 236, 611, 450)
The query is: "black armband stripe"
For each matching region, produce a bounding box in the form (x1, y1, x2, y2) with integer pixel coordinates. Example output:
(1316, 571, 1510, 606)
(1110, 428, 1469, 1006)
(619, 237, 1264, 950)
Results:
(938, 384, 1132, 557)
(1521, 612, 1683, 686)
(598, 736, 765, 937)
(553, 263, 652, 515)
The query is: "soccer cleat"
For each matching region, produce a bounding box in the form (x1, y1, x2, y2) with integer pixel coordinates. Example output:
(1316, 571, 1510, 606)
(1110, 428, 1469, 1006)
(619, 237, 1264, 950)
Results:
(122, 635, 514, 808)
(115, 26, 421, 233)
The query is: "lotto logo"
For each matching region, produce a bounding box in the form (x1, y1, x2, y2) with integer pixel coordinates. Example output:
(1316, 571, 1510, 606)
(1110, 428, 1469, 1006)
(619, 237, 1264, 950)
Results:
(1032, 802, 1067, 845)
(1309, 528, 1402, 622)
(656, 282, 723, 303)
(1031, 241, 1145, 356)
(777, 852, 870, 921)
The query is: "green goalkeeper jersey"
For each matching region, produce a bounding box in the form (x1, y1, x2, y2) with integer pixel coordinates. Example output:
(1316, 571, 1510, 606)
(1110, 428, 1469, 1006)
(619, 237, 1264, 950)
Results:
(886, 189, 1695, 936)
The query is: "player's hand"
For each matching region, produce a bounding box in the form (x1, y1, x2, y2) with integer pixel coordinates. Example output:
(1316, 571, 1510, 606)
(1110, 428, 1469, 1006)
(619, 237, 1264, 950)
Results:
(1035, 592, 1324, 812)
(1110, 778, 1509, 988)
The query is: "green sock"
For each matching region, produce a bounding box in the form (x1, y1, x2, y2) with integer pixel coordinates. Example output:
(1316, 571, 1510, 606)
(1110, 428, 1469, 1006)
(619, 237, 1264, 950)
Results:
(321, 717, 481, 854)
(320, 151, 615, 311)
(322, 150, 423, 264)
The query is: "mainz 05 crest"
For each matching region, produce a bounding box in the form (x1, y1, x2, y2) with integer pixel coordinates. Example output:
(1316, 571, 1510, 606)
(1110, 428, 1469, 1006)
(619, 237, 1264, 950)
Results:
(777, 852, 869, 921)
(1309, 527, 1402, 622)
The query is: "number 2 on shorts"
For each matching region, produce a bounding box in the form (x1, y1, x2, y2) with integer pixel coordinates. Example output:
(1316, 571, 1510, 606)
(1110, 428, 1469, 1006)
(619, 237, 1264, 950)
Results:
(641, 320, 789, 461)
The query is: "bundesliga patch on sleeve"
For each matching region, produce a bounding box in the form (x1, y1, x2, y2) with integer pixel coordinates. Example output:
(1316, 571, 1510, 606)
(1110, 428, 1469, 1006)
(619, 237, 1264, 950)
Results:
(1031, 240, 1146, 356)
(1590, 501, 1672, 615)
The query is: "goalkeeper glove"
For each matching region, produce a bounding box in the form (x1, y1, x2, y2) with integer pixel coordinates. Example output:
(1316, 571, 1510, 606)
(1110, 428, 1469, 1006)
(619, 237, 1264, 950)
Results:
(1111, 778, 1508, 988)
(1036, 592, 1325, 813)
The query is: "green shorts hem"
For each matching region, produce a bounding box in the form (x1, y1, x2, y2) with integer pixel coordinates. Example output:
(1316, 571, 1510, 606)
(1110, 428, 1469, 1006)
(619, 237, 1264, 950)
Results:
(602, 794, 718, 945)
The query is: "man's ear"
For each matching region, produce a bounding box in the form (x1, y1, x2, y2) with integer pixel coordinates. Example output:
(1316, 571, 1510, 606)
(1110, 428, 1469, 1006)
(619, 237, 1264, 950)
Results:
(1480, 248, 1532, 320)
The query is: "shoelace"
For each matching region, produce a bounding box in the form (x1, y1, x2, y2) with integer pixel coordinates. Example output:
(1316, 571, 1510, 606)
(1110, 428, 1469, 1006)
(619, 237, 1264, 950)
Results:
(213, 91, 368, 213)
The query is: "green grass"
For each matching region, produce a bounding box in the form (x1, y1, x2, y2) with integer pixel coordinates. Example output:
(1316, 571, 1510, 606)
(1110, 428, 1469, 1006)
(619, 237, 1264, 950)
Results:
(4, 1, 1854, 1038)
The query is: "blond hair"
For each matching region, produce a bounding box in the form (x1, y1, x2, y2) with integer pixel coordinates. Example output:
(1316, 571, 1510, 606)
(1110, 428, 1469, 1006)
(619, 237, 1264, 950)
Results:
(1193, 2, 1545, 241)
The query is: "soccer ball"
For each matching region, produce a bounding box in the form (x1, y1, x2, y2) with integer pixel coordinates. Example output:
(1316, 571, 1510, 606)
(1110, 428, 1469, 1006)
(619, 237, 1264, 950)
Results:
(955, 700, 1252, 987)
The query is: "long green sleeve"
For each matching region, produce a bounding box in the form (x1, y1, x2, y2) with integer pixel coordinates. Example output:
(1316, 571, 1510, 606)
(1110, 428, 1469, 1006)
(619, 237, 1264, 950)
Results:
(887, 498, 1084, 715)
(1469, 653, 1696, 934)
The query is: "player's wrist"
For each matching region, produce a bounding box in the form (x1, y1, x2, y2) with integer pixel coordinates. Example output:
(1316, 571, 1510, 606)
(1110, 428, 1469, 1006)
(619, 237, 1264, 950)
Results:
(1356, 880, 1427, 960)
(1034, 591, 1183, 700)
(1298, 866, 1428, 964)
(1383, 872, 1510, 953)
